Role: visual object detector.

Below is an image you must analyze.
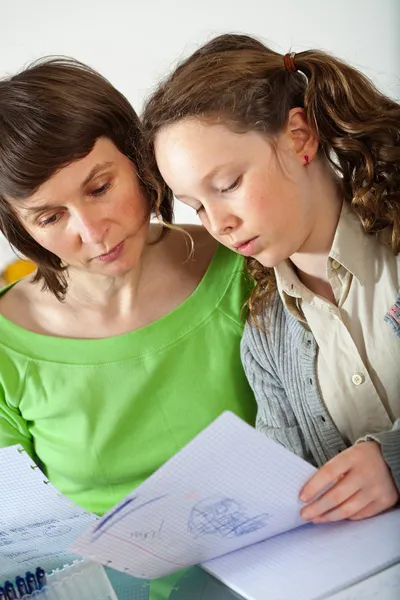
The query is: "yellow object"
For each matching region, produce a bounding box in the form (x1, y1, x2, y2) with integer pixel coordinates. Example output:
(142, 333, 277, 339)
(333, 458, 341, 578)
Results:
(3, 259, 36, 284)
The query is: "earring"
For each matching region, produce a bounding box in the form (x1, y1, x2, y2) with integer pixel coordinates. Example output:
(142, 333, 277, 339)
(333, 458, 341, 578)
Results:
(304, 155, 309, 166)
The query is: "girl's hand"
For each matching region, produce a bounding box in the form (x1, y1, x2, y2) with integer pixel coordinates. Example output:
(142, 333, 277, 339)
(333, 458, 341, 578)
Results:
(299, 441, 399, 523)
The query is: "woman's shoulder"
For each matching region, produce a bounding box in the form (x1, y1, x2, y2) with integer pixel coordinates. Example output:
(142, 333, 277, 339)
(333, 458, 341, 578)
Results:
(0, 282, 34, 384)
(0, 276, 44, 330)
(170, 224, 218, 264)
(0, 277, 30, 316)
(160, 224, 219, 284)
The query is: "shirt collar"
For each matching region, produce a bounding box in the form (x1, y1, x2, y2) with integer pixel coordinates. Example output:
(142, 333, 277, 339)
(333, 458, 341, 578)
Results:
(274, 260, 308, 321)
(274, 202, 368, 314)
(329, 202, 368, 283)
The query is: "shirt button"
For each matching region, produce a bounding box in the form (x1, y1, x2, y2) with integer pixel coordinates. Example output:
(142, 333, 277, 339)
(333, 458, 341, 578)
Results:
(331, 259, 341, 270)
(352, 373, 365, 386)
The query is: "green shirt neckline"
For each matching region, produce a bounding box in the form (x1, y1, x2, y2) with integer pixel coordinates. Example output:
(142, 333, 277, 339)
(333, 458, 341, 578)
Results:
(0, 244, 244, 363)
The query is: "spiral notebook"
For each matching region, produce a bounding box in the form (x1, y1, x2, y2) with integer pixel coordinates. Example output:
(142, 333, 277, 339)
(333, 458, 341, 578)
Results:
(70, 412, 400, 600)
(0, 444, 98, 581)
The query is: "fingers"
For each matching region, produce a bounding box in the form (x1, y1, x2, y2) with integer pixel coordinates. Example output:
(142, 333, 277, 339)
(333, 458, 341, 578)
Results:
(300, 474, 359, 522)
(311, 490, 369, 523)
(299, 442, 400, 524)
(348, 501, 382, 521)
(300, 451, 351, 503)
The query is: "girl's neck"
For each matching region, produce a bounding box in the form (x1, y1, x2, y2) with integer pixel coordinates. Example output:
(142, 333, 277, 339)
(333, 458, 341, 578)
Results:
(290, 166, 343, 300)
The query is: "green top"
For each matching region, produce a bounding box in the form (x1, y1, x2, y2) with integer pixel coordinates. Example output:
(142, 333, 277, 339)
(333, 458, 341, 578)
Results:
(0, 244, 256, 516)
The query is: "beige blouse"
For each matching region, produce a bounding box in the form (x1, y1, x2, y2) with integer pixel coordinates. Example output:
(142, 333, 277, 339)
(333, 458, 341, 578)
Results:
(275, 204, 400, 444)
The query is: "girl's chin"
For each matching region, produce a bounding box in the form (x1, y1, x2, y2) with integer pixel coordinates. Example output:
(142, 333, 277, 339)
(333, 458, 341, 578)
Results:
(249, 248, 283, 269)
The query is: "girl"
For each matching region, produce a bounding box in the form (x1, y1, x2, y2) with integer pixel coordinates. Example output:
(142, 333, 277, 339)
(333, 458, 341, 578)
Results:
(143, 33, 400, 524)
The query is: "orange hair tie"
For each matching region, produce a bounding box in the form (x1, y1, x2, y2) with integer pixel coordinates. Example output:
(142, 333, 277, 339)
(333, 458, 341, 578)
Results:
(284, 52, 297, 73)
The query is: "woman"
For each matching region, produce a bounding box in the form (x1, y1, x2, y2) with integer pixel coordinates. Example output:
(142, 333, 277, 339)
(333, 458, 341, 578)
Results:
(0, 57, 256, 523)
(143, 33, 400, 525)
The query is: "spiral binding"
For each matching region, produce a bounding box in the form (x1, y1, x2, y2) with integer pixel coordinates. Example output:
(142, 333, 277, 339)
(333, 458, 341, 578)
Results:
(3, 561, 117, 600)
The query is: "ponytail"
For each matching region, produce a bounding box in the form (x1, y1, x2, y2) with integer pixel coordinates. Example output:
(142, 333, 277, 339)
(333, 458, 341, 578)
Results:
(294, 50, 400, 251)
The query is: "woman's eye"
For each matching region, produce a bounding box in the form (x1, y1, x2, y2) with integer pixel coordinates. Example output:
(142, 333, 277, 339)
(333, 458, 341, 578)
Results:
(195, 205, 204, 215)
(91, 181, 111, 196)
(39, 213, 61, 227)
(221, 177, 241, 194)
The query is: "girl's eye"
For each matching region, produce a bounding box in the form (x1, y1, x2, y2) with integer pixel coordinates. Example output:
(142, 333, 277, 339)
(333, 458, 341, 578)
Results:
(195, 205, 204, 215)
(90, 181, 111, 196)
(221, 176, 241, 194)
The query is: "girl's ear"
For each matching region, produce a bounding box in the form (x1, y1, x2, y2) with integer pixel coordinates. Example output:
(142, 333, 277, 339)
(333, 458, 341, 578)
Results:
(284, 107, 319, 165)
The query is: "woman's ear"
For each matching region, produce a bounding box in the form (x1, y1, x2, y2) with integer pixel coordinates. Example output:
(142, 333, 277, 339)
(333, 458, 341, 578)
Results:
(285, 108, 319, 165)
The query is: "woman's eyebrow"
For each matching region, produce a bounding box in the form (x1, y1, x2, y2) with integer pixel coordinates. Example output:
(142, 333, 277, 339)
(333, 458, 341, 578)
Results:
(22, 202, 60, 217)
(81, 161, 114, 188)
(21, 161, 116, 218)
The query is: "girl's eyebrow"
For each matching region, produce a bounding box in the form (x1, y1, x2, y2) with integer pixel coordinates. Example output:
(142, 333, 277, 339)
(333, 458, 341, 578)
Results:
(174, 164, 231, 200)
(201, 164, 227, 182)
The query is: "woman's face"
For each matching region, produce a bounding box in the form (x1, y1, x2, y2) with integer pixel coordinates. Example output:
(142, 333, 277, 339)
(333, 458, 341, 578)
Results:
(15, 138, 150, 277)
(155, 117, 316, 268)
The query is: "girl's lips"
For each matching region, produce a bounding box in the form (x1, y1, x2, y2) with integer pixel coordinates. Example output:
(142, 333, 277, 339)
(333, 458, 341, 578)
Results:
(233, 237, 259, 257)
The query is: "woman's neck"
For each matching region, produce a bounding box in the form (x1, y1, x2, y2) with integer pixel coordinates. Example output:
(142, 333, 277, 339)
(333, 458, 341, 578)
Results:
(66, 268, 143, 316)
(64, 224, 162, 318)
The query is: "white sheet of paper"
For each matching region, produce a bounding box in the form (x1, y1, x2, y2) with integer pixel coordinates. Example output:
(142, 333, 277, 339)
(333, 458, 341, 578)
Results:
(329, 563, 400, 600)
(326, 561, 400, 600)
(203, 508, 400, 600)
(0, 445, 98, 579)
(70, 411, 316, 578)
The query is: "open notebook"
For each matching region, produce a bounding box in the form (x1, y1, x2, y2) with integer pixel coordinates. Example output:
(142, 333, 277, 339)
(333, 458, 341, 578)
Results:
(0, 447, 148, 600)
(70, 412, 400, 600)
(0, 445, 98, 580)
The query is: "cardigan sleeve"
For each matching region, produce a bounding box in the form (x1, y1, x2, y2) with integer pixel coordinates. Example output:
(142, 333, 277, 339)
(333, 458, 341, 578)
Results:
(358, 420, 400, 492)
(241, 322, 314, 464)
(362, 288, 400, 492)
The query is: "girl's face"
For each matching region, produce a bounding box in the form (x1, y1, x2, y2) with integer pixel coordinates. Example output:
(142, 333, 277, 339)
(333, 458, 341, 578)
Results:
(14, 137, 150, 277)
(155, 114, 318, 268)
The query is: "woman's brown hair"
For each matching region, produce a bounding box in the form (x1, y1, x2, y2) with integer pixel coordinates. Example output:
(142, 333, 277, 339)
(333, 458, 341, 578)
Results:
(0, 57, 172, 300)
(143, 33, 400, 319)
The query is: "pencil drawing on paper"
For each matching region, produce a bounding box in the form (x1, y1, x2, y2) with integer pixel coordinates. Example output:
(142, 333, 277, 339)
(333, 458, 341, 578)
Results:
(187, 496, 270, 538)
(44, 524, 72, 537)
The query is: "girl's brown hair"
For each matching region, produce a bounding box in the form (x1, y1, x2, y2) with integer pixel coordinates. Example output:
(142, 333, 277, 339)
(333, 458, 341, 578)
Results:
(143, 33, 400, 319)
(0, 58, 172, 300)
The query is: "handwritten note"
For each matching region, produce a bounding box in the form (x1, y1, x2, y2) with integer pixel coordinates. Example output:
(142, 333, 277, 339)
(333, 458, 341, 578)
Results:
(0, 445, 97, 579)
(69, 412, 400, 600)
(70, 412, 316, 578)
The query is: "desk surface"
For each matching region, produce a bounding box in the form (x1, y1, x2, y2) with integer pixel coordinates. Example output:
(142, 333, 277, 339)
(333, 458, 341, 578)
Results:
(106, 561, 400, 600)
(106, 566, 243, 599)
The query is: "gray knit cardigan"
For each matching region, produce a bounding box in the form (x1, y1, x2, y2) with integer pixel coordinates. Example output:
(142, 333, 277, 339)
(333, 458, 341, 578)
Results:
(241, 292, 400, 491)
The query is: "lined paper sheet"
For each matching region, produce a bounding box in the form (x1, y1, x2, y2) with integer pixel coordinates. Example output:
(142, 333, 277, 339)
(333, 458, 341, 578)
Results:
(203, 509, 400, 600)
(0, 445, 98, 579)
(327, 562, 400, 600)
(71, 412, 316, 578)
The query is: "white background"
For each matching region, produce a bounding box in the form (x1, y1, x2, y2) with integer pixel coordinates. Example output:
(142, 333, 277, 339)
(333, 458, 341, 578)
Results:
(0, 0, 399, 268)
